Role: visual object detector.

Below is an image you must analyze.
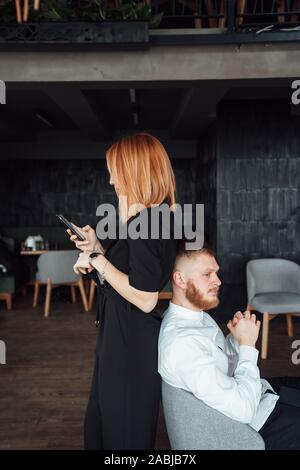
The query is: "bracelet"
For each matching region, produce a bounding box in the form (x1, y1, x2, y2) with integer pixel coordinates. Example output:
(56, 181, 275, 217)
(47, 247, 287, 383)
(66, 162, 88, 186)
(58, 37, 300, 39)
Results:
(99, 259, 109, 279)
(89, 252, 109, 279)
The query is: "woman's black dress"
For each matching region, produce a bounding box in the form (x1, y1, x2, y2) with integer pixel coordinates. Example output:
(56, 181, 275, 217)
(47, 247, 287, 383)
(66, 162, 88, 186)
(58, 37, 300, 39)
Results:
(84, 204, 177, 450)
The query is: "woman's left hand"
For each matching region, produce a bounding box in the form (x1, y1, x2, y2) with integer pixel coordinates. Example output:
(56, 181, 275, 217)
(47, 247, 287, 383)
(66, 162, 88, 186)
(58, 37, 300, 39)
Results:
(73, 252, 94, 275)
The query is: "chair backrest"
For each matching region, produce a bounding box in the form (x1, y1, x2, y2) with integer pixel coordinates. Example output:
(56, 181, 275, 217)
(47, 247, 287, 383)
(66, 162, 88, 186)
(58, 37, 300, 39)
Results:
(161, 380, 265, 450)
(37, 250, 80, 284)
(246, 259, 300, 302)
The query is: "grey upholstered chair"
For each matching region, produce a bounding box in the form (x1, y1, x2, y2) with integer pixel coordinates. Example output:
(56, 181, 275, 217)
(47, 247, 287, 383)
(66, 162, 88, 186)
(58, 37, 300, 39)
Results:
(33, 250, 89, 317)
(162, 380, 265, 450)
(247, 259, 300, 359)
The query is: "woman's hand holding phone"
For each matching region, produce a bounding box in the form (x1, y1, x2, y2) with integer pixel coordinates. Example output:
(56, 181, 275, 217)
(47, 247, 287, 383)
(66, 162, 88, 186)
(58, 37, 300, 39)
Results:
(67, 224, 104, 253)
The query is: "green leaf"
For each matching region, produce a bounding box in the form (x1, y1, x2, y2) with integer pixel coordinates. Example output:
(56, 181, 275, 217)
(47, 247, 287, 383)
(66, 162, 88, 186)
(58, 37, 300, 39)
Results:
(0, 0, 164, 25)
(136, 3, 152, 20)
(149, 11, 164, 29)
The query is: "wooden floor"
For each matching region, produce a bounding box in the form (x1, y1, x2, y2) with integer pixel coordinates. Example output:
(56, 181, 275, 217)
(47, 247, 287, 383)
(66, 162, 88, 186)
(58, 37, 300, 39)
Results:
(0, 292, 300, 450)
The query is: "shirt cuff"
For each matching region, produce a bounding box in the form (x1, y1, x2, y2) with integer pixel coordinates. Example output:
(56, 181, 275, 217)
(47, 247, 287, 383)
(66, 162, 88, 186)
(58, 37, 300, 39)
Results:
(239, 345, 259, 364)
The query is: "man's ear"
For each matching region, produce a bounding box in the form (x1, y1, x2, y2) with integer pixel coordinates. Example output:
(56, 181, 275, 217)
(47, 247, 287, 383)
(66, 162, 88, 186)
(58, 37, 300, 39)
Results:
(172, 270, 186, 289)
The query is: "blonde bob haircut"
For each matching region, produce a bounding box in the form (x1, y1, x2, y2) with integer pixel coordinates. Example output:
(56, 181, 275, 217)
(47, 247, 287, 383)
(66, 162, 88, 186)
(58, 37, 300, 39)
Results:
(106, 133, 176, 222)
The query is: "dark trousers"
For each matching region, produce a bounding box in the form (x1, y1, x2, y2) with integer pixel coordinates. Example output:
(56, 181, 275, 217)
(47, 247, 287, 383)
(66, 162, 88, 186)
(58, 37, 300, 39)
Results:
(84, 353, 160, 450)
(84, 356, 103, 450)
(259, 377, 300, 450)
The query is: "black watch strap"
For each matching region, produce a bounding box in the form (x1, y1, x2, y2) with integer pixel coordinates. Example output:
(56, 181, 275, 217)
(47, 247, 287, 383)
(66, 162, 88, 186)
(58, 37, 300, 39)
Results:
(89, 252, 103, 259)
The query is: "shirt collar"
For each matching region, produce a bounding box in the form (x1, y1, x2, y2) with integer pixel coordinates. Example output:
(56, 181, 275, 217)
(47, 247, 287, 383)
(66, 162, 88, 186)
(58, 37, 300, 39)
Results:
(167, 301, 204, 322)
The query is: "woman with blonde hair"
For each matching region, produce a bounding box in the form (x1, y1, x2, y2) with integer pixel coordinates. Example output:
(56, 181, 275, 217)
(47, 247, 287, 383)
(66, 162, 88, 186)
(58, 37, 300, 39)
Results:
(70, 133, 178, 450)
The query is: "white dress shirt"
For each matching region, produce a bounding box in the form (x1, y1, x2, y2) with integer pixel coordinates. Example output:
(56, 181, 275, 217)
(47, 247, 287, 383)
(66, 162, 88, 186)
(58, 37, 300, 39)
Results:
(158, 301, 279, 431)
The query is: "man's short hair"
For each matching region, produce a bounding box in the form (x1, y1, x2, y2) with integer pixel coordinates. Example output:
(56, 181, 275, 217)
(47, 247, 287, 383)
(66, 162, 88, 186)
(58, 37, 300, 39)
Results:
(176, 238, 215, 261)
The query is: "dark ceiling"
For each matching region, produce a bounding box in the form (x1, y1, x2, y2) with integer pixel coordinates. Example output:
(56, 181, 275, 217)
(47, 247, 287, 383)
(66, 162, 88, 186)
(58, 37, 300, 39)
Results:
(0, 78, 295, 143)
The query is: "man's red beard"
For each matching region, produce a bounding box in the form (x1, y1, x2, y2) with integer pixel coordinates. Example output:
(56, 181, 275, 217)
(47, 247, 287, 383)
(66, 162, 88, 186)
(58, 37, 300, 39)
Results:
(185, 280, 220, 311)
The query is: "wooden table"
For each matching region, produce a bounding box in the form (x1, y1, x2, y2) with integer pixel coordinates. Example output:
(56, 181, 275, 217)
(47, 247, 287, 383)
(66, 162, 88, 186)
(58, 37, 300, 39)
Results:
(20, 250, 48, 256)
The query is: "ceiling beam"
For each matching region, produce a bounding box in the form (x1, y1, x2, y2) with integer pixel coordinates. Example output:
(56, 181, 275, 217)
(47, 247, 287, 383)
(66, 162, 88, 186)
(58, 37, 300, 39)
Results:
(170, 84, 230, 138)
(45, 86, 111, 141)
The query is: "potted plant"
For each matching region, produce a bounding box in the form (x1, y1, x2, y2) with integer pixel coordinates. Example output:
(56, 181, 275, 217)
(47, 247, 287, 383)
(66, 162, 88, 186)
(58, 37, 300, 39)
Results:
(0, 0, 163, 48)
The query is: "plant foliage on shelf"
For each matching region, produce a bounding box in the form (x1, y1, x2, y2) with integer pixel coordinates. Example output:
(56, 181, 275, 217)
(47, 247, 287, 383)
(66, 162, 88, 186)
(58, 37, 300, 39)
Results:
(0, 0, 164, 28)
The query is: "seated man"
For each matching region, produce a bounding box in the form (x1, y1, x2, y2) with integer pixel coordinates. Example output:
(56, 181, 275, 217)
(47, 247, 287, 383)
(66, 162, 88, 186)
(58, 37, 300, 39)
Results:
(158, 242, 300, 450)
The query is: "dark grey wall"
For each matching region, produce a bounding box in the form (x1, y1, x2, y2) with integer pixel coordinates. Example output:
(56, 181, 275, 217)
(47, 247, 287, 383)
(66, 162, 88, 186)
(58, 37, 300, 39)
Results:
(0, 159, 114, 228)
(196, 123, 217, 249)
(0, 158, 196, 248)
(217, 100, 300, 319)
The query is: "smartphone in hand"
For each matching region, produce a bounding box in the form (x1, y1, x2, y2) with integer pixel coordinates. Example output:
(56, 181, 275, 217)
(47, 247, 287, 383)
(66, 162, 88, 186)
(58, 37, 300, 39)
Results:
(56, 214, 86, 242)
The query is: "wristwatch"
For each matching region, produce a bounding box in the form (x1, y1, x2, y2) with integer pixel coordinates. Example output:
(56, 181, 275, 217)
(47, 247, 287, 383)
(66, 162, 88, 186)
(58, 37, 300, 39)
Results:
(89, 251, 106, 286)
(89, 251, 103, 260)
(88, 251, 103, 268)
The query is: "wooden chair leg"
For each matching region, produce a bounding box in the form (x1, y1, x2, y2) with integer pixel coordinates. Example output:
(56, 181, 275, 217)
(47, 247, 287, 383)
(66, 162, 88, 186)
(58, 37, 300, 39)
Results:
(236, 0, 246, 26)
(6, 293, 12, 311)
(23, 0, 29, 22)
(71, 285, 76, 304)
(287, 314, 294, 337)
(34, 0, 41, 11)
(44, 277, 52, 318)
(218, 0, 226, 28)
(0, 294, 12, 310)
(33, 280, 40, 308)
(261, 312, 270, 359)
(291, 0, 299, 22)
(206, 0, 217, 27)
(78, 278, 89, 312)
(194, 14, 202, 28)
(15, 0, 22, 23)
(88, 280, 96, 311)
(277, 0, 285, 23)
